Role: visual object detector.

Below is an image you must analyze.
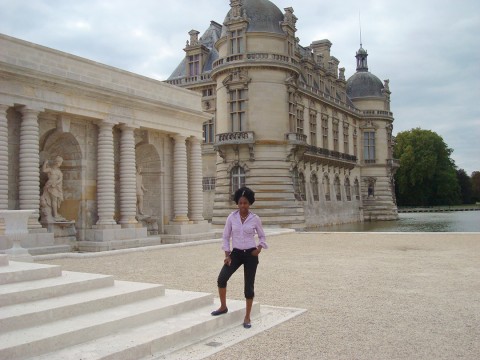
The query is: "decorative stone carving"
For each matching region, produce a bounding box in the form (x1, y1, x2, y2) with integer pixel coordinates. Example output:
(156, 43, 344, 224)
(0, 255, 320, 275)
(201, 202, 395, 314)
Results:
(136, 166, 147, 215)
(40, 156, 68, 223)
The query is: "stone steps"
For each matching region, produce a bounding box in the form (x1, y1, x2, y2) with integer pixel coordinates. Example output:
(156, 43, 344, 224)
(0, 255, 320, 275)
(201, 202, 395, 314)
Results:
(0, 257, 260, 359)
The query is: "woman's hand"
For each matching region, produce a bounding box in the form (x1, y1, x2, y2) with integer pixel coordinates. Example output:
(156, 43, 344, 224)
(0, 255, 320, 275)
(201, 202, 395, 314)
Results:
(251, 246, 262, 256)
(224, 255, 232, 266)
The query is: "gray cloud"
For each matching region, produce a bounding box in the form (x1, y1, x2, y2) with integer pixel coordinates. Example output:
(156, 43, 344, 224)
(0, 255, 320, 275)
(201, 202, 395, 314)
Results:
(0, 0, 478, 174)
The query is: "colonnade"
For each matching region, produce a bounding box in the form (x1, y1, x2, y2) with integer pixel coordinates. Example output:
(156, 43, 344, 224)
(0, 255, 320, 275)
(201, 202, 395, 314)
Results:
(0, 105, 204, 231)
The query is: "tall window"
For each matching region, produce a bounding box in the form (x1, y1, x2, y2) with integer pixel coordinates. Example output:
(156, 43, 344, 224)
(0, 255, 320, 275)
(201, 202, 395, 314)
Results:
(310, 111, 317, 147)
(288, 92, 296, 132)
(353, 129, 358, 158)
(334, 176, 341, 201)
(311, 174, 319, 201)
(343, 123, 349, 153)
(188, 54, 200, 76)
(229, 89, 247, 132)
(287, 39, 294, 56)
(203, 118, 214, 143)
(230, 29, 243, 54)
(231, 166, 245, 194)
(296, 107, 304, 134)
(364, 131, 376, 163)
(323, 175, 331, 201)
(333, 121, 339, 151)
(322, 115, 329, 148)
(387, 127, 393, 159)
(345, 178, 352, 201)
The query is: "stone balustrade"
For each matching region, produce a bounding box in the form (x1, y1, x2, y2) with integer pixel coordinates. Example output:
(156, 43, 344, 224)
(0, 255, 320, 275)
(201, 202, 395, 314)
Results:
(214, 131, 255, 146)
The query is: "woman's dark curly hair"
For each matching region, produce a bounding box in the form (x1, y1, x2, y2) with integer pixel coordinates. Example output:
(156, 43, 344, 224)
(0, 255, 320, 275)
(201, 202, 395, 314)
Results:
(234, 187, 255, 205)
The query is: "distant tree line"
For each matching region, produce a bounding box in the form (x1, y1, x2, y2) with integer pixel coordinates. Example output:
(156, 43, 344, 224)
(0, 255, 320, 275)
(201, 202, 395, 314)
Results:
(393, 128, 479, 206)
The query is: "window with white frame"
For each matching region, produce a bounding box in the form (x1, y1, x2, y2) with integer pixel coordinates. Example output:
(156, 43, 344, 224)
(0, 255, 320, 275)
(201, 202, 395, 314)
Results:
(188, 54, 200, 76)
(230, 29, 244, 54)
(333, 121, 339, 151)
(343, 122, 349, 154)
(231, 166, 246, 194)
(229, 88, 247, 132)
(202, 177, 216, 191)
(203, 117, 214, 144)
(296, 106, 304, 134)
(322, 114, 329, 148)
(364, 131, 376, 163)
(310, 111, 317, 147)
(288, 91, 297, 132)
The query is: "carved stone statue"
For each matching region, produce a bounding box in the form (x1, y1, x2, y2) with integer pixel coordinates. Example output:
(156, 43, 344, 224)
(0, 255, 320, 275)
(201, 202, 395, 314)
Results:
(40, 156, 67, 222)
(136, 166, 148, 215)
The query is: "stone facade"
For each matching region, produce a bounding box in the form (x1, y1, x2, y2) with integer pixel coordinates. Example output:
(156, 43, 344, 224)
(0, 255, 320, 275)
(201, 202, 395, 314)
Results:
(0, 34, 211, 252)
(166, 0, 399, 229)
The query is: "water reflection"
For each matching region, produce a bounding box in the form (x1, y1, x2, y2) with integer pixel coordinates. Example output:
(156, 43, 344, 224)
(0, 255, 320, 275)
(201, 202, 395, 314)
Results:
(311, 211, 480, 232)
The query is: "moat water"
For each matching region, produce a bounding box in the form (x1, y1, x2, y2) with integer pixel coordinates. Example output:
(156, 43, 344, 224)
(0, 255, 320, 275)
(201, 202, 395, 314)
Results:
(311, 211, 480, 232)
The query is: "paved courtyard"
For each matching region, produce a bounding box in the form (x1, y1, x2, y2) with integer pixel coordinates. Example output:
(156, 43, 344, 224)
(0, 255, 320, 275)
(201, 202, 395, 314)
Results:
(39, 232, 480, 360)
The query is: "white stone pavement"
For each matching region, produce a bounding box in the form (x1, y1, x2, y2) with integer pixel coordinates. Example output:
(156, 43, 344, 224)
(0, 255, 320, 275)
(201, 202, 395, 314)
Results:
(36, 230, 480, 360)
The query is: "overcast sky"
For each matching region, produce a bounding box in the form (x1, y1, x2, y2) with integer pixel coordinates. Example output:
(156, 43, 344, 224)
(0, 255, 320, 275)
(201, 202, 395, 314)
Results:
(1, 0, 478, 175)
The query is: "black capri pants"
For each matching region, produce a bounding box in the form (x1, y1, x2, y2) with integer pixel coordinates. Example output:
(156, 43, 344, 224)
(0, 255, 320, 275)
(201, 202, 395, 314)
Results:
(217, 248, 259, 299)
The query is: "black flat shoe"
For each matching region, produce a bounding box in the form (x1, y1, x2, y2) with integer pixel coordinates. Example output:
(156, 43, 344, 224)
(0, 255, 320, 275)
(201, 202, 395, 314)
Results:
(211, 308, 228, 316)
(243, 322, 252, 329)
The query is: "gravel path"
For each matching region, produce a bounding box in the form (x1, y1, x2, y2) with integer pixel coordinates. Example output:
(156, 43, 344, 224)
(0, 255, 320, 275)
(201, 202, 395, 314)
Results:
(39, 232, 480, 360)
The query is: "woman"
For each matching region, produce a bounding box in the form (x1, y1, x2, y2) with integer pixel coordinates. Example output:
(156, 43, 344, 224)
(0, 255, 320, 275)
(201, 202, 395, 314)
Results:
(211, 187, 268, 329)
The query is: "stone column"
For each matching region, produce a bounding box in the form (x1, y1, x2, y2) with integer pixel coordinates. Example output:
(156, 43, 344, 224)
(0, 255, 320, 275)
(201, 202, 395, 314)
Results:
(119, 125, 137, 227)
(0, 105, 8, 210)
(173, 135, 189, 223)
(188, 137, 204, 222)
(18, 108, 42, 229)
(96, 121, 117, 226)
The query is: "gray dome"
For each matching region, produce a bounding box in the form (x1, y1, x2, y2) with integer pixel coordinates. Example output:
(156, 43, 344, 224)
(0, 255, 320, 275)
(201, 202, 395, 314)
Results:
(346, 72, 384, 99)
(221, 0, 284, 37)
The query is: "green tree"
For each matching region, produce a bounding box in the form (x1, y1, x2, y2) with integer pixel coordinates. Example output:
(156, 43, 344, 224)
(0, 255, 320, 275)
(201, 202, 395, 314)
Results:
(472, 171, 480, 203)
(393, 128, 460, 206)
(456, 169, 473, 204)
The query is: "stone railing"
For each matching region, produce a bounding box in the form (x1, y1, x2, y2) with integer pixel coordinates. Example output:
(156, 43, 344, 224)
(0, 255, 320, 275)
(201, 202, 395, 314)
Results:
(305, 146, 357, 163)
(212, 52, 298, 69)
(285, 132, 307, 144)
(362, 109, 394, 118)
(387, 158, 400, 168)
(165, 73, 212, 86)
(214, 131, 255, 146)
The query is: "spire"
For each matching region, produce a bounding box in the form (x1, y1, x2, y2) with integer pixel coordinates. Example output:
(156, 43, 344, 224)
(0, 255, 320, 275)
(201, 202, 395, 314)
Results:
(356, 12, 368, 72)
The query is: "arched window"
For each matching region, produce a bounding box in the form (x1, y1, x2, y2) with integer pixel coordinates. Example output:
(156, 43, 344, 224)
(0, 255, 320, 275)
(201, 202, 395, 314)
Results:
(345, 178, 352, 201)
(231, 166, 245, 194)
(334, 176, 341, 201)
(354, 178, 360, 200)
(311, 174, 319, 201)
(323, 175, 331, 201)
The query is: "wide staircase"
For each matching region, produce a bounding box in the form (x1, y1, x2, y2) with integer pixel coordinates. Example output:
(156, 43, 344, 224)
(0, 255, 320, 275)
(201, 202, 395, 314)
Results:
(0, 254, 259, 359)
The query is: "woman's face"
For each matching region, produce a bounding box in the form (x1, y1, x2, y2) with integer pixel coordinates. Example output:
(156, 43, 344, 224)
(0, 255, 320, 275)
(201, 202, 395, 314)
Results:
(238, 196, 250, 212)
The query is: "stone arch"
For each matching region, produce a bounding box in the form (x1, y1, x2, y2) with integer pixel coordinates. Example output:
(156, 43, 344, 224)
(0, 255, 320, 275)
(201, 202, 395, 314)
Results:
(39, 130, 83, 222)
(135, 143, 161, 218)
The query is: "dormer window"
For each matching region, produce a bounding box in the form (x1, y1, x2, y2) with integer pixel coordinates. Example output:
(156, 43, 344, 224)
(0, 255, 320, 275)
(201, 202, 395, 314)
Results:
(188, 54, 200, 76)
